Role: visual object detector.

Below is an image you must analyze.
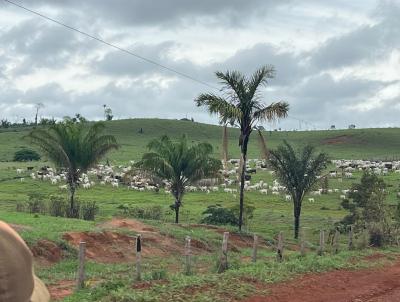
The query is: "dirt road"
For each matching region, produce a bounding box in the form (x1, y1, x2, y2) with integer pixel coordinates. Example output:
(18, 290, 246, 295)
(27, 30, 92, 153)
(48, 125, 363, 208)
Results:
(244, 257, 400, 302)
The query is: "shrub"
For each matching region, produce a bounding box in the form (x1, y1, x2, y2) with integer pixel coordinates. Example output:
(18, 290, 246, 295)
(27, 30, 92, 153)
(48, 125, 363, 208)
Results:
(201, 205, 238, 226)
(16, 202, 25, 212)
(48, 195, 67, 217)
(120, 205, 164, 220)
(80, 201, 99, 221)
(13, 149, 41, 161)
(26, 192, 46, 214)
(66, 200, 80, 219)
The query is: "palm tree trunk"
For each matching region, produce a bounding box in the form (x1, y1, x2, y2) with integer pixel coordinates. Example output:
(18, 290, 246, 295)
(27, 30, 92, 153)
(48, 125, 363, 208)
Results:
(294, 203, 301, 239)
(68, 182, 76, 218)
(238, 135, 249, 231)
(222, 125, 228, 168)
(174, 196, 181, 224)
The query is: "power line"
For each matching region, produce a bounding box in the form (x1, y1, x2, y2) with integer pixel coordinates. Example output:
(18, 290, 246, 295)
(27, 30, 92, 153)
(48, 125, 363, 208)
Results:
(3, 0, 218, 90)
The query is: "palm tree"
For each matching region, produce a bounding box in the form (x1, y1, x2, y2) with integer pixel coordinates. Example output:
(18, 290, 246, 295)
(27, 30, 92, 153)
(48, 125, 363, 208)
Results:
(269, 141, 329, 239)
(136, 135, 221, 223)
(195, 65, 289, 231)
(27, 120, 119, 217)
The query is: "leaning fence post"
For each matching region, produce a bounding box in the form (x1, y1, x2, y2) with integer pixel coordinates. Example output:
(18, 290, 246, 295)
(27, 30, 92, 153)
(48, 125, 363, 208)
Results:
(276, 231, 284, 262)
(333, 230, 340, 254)
(300, 228, 306, 256)
(348, 225, 354, 250)
(318, 230, 325, 256)
(252, 234, 258, 263)
(136, 234, 142, 281)
(76, 241, 86, 290)
(184, 236, 192, 275)
(218, 232, 229, 273)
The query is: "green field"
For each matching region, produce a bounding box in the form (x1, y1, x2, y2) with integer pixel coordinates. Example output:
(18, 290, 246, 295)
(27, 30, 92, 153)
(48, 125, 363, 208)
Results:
(2, 118, 400, 162)
(1, 118, 400, 301)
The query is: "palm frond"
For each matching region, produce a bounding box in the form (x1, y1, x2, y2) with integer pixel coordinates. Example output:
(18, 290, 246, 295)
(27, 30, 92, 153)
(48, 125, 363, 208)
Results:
(246, 65, 275, 101)
(253, 101, 289, 123)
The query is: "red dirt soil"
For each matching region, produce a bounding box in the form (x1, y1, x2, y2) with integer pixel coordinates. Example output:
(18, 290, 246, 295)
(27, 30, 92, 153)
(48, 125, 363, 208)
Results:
(31, 239, 63, 265)
(47, 280, 75, 301)
(244, 259, 400, 302)
(322, 135, 354, 145)
(63, 218, 213, 263)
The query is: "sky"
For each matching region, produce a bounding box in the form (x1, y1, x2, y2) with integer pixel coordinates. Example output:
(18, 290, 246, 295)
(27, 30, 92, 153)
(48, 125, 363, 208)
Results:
(0, 0, 399, 130)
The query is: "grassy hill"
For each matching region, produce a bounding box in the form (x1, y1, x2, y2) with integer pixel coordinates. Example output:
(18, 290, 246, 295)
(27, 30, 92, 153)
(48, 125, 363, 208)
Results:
(1, 118, 400, 301)
(1, 118, 400, 162)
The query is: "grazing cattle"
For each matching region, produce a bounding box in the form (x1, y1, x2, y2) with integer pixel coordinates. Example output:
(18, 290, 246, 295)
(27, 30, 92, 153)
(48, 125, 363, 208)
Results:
(59, 185, 67, 190)
(308, 198, 315, 203)
(111, 182, 119, 188)
(285, 195, 292, 201)
(246, 168, 257, 174)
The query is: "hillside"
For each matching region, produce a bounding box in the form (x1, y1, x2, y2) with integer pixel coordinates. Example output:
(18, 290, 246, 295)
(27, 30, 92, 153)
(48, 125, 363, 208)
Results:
(2, 118, 400, 162)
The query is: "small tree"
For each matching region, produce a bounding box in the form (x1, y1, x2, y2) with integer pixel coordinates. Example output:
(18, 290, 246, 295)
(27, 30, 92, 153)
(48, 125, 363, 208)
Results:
(26, 119, 119, 217)
(269, 141, 328, 238)
(136, 135, 221, 223)
(341, 172, 390, 246)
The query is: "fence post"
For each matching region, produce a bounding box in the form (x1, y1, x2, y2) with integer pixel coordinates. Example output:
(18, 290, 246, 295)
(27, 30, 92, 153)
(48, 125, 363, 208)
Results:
(348, 225, 353, 250)
(136, 234, 142, 281)
(252, 234, 258, 263)
(333, 230, 340, 254)
(218, 232, 229, 273)
(300, 228, 306, 256)
(76, 241, 86, 290)
(277, 231, 284, 262)
(184, 236, 192, 275)
(318, 230, 325, 256)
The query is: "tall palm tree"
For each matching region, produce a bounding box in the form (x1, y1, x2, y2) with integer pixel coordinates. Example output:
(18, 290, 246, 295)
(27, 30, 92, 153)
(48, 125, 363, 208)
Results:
(27, 120, 119, 217)
(136, 135, 221, 223)
(269, 141, 329, 239)
(195, 65, 289, 231)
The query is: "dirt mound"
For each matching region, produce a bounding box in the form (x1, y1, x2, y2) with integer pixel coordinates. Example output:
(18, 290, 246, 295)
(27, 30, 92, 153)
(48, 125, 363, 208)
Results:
(188, 224, 265, 250)
(47, 280, 75, 301)
(101, 218, 156, 232)
(322, 135, 354, 145)
(63, 231, 135, 263)
(243, 256, 400, 302)
(31, 240, 62, 265)
(63, 218, 212, 263)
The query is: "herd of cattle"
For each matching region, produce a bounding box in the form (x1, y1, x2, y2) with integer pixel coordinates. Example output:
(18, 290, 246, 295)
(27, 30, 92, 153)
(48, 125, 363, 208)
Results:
(15, 158, 400, 202)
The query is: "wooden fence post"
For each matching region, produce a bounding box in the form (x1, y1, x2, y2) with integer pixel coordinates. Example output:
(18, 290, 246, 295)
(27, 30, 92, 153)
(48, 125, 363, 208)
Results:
(318, 230, 325, 256)
(218, 232, 229, 273)
(333, 230, 340, 254)
(184, 236, 192, 275)
(348, 225, 353, 250)
(300, 228, 306, 256)
(136, 234, 142, 281)
(76, 241, 86, 290)
(276, 231, 283, 262)
(252, 234, 258, 263)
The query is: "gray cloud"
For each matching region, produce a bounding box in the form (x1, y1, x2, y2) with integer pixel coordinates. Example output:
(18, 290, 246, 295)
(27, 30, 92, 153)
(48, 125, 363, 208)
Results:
(0, 0, 399, 130)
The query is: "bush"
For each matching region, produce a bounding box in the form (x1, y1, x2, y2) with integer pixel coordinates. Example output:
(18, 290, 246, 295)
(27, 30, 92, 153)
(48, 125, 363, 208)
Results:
(119, 205, 164, 220)
(66, 200, 80, 219)
(48, 195, 67, 217)
(13, 149, 41, 161)
(16, 202, 25, 212)
(26, 193, 46, 214)
(201, 205, 238, 226)
(81, 201, 99, 221)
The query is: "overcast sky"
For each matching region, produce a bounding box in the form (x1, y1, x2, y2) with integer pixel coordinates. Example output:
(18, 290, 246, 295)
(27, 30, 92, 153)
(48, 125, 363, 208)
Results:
(0, 0, 399, 130)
